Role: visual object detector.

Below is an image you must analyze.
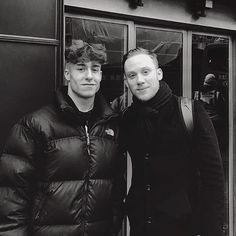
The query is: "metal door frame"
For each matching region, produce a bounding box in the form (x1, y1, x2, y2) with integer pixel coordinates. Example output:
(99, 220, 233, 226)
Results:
(63, 12, 234, 236)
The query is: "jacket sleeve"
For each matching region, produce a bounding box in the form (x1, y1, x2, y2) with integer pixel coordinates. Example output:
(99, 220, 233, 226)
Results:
(191, 101, 225, 236)
(111, 150, 126, 236)
(0, 120, 38, 236)
(110, 95, 126, 114)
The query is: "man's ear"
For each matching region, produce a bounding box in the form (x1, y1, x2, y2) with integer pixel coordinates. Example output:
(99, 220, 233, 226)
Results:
(157, 68, 163, 81)
(64, 68, 70, 82)
(124, 75, 129, 87)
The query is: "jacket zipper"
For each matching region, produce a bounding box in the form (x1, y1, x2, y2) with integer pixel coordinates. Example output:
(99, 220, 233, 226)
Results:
(84, 124, 91, 155)
(83, 123, 91, 234)
(81, 116, 117, 235)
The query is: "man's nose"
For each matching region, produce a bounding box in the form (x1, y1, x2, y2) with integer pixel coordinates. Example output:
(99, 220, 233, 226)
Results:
(86, 68, 93, 79)
(136, 74, 145, 84)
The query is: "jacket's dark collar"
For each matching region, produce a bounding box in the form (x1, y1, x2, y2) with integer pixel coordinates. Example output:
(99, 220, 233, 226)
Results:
(55, 87, 116, 120)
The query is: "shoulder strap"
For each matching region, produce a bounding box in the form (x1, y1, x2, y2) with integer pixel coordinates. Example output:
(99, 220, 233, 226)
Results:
(178, 97, 194, 137)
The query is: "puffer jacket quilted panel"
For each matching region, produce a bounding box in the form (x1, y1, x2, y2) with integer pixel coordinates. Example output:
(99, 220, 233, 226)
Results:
(0, 91, 125, 236)
(40, 131, 121, 181)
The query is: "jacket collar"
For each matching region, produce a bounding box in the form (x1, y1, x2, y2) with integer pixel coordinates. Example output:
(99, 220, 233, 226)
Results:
(55, 87, 116, 121)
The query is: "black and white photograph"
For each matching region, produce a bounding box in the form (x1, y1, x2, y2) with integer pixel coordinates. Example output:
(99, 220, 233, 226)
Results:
(0, 0, 235, 235)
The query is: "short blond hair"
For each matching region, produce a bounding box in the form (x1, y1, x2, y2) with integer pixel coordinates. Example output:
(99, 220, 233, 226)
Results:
(123, 47, 159, 72)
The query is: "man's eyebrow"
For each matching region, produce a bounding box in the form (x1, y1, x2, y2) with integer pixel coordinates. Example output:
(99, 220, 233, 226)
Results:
(76, 62, 85, 66)
(127, 71, 136, 74)
(92, 64, 101, 67)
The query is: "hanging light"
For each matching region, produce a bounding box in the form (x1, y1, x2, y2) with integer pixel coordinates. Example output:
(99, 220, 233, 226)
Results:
(192, 0, 213, 18)
(129, 0, 144, 8)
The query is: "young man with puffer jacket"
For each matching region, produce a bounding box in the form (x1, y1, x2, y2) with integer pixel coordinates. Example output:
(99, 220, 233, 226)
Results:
(0, 40, 125, 236)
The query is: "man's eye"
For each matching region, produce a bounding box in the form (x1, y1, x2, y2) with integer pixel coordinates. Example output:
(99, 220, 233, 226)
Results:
(142, 70, 150, 75)
(127, 74, 136, 79)
(77, 67, 85, 72)
(92, 68, 100, 73)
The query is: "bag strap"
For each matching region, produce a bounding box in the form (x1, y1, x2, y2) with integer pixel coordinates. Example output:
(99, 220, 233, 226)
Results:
(178, 97, 194, 137)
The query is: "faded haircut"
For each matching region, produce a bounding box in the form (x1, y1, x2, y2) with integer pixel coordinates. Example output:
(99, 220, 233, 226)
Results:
(65, 40, 107, 65)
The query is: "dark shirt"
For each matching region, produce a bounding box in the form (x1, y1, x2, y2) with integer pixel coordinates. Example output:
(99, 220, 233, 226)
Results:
(63, 90, 96, 129)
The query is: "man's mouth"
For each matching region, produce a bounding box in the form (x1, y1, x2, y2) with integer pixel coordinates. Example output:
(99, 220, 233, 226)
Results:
(82, 84, 96, 86)
(137, 87, 148, 91)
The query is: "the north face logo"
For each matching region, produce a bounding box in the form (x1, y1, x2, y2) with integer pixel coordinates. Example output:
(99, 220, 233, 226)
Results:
(105, 128, 114, 136)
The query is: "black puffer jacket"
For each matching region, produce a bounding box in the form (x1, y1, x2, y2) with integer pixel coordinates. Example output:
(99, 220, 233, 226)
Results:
(0, 89, 125, 236)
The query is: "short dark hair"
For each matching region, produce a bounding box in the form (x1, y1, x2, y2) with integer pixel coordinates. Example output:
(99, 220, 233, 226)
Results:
(65, 40, 107, 65)
(123, 47, 159, 71)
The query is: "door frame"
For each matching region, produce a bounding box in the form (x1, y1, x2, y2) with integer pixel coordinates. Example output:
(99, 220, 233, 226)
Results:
(63, 12, 234, 236)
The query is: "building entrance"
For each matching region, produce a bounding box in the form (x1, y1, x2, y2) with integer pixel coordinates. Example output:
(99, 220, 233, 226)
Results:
(192, 33, 229, 236)
(65, 14, 230, 236)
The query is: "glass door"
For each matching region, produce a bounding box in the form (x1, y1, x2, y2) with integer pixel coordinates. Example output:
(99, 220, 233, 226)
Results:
(136, 26, 183, 96)
(65, 15, 129, 104)
(65, 15, 130, 236)
(192, 33, 229, 236)
(64, 14, 231, 236)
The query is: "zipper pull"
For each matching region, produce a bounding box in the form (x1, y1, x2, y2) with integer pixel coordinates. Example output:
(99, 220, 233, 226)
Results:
(85, 124, 91, 155)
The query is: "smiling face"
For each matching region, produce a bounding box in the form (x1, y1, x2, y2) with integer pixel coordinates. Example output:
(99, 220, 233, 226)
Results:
(124, 54, 163, 101)
(64, 61, 102, 100)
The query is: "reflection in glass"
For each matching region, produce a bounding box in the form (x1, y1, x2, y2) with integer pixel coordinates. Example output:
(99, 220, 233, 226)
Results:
(192, 34, 229, 236)
(65, 17, 127, 103)
(136, 27, 183, 95)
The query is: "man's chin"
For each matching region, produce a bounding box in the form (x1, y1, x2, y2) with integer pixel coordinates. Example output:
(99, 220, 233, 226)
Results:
(80, 89, 98, 97)
(77, 92, 97, 99)
(135, 90, 156, 102)
(83, 94, 96, 99)
(136, 95, 150, 102)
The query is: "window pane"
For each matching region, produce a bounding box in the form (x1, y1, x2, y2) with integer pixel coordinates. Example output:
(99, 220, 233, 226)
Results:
(65, 17, 127, 103)
(136, 27, 183, 95)
(0, 0, 57, 38)
(0, 42, 56, 150)
(192, 34, 229, 236)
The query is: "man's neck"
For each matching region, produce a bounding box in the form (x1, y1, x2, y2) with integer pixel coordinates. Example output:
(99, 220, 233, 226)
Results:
(68, 86, 94, 112)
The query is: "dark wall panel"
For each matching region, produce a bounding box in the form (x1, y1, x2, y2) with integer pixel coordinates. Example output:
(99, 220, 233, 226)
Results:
(0, 42, 56, 149)
(0, 0, 63, 152)
(0, 0, 57, 38)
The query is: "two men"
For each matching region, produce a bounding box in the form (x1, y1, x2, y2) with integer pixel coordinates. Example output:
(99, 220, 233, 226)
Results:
(0, 41, 125, 236)
(0, 41, 225, 236)
(120, 48, 225, 236)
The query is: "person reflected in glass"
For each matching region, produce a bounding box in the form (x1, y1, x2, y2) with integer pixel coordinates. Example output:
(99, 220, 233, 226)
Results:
(194, 73, 220, 121)
(119, 48, 224, 236)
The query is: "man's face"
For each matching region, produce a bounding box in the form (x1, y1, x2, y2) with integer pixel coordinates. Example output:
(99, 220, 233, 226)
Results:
(124, 54, 163, 101)
(65, 61, 102, 99)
